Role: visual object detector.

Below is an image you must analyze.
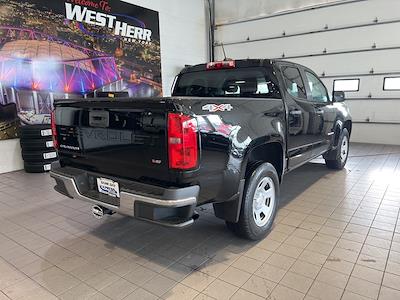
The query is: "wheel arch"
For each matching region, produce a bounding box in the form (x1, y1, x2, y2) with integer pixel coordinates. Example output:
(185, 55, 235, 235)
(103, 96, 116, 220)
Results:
(242, 141, 285, 183)
(333, 119, 352, 147)
(343, 119, 352, 136)
(213, 141, 285, 223)
(324, 118, 352, 162)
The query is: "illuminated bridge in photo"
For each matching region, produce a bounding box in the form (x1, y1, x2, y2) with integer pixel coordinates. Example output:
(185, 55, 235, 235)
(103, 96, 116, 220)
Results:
(0, 26, 120, 94)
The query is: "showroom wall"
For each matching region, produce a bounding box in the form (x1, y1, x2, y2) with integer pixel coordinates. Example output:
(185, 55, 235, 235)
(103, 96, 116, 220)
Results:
(214, 0, 400, 145)
(125, 0, 209, 96)
(0, 0, 208, 174)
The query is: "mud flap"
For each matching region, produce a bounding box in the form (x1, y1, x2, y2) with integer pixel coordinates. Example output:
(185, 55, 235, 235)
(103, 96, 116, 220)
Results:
(213, 179, 245, 223)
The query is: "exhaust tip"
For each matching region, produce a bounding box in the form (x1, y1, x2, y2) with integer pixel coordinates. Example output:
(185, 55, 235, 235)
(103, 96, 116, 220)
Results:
(192, 211, 200, 221)
(91, 205, 104, 219)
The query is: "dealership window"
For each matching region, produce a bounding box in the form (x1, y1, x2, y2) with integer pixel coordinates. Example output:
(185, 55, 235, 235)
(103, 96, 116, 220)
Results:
(333, 79, 360, 92)
(383, 77, 400, 90)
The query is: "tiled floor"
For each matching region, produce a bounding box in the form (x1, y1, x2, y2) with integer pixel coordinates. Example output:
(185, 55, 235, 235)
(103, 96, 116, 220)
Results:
(1, 143, 400, 300)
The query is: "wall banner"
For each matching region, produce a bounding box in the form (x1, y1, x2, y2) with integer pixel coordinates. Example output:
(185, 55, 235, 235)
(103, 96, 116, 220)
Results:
(0, 0, 161, 140)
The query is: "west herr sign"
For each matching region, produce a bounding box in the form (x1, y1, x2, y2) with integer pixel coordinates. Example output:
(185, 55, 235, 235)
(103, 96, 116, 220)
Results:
(65, 3, 152, 41)
(0, 0, 162, 125)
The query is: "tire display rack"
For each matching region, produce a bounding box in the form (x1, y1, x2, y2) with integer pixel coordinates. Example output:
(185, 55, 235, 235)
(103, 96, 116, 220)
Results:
(19, 124, 58, 173)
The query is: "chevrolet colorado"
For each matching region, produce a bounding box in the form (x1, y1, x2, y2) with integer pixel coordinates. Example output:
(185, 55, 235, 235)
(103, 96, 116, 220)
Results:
(50, 59, 352, 240)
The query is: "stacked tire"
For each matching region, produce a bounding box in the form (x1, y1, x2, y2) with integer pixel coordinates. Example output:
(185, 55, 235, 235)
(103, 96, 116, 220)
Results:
(20, 125, 58, 173)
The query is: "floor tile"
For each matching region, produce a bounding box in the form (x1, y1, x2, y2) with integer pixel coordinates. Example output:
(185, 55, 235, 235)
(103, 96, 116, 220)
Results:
(4, 278, 58, 300)
(290, 260, 321, 279)
(123, 265, 157, 286)
(270, 284, 305, 300)
(1, 144, 399, 300)
(142, 274, 177, 297)
(346, 276, 380, 299)
(181, 271, 216, 292)
(382, 272, 400, 291)
(161, 283, 199, 300)
(202, 278, 238, 299)
(100, 278, 137, 300)
(124, 288, 158, 300)
(242, 275, 276, 297)
(161, 262, 193, 282)
(266, 253, 296, 270)
(32, 266, 80, 296)
(316, 268, 349, 289)
(308, 281, 343, 300)
(379, 286, 400, 300)
(231, 256, 263, 273)
(218, 266, 251, 287)
(59, 283, 97, 300)
(85, 270, 119, 290)
(254, 263, 287, 283)
(280, 271, 314, 293)
(352, 265, 383, 284)
(231, 288, 264, 300)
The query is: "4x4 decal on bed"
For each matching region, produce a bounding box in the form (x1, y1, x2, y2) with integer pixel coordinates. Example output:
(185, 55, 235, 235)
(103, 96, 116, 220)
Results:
(202, 104, 233, 112)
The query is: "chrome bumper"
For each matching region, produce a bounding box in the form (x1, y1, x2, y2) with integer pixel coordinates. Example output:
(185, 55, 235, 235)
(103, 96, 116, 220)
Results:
(50, 167, 198, 227)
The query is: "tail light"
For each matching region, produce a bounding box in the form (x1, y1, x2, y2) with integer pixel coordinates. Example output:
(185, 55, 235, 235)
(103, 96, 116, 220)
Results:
(168, 113, 198, 170)
(51, 110, 59, 150)
(206, 60, 235, 70)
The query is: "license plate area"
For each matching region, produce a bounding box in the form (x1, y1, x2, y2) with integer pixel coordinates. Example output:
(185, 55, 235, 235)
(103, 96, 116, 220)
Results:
(97, 177, 120, 198)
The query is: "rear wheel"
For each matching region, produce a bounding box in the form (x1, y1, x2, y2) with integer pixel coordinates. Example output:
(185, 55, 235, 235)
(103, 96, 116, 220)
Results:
(226, 163, 279, 240)
(325, 128, 349, 170)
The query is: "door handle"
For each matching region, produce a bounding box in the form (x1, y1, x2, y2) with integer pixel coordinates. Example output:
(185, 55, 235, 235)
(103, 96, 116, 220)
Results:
(316, 109, 324, 114)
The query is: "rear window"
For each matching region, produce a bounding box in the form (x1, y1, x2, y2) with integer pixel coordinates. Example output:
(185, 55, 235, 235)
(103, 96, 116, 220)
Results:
(173, 67, 280, 98)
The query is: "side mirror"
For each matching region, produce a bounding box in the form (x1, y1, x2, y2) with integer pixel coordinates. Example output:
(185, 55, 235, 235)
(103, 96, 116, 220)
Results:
(332, 91, 345, 102)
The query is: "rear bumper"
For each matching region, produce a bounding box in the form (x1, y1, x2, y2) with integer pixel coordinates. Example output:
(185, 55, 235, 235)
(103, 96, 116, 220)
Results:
(50, 163, 199, 227)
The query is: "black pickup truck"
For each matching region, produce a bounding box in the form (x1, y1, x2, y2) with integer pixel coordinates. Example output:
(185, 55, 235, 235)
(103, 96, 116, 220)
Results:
(50, 59, 352, 240)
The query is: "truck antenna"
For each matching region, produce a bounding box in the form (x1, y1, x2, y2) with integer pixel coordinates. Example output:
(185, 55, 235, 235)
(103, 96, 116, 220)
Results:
(221, 43, 227, 61)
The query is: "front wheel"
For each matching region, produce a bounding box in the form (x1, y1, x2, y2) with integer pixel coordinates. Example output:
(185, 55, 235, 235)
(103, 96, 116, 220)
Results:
(325, 128, 350, 170)
(226, 163, 279, 240)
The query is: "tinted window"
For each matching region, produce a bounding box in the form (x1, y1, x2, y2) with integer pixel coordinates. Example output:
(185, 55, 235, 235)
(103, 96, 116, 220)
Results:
(305, 72, 329, 103)
(281, 67, 307, 99)
(173, 67, 280, 98)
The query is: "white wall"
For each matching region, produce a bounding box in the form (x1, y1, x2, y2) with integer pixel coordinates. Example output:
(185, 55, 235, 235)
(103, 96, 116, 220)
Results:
(0, 0, 208, 174)
(0, 139, 23, 173)
(123, 0, 208, 96)
(214, 0, 400, 145)
(216, 0, 353, 24)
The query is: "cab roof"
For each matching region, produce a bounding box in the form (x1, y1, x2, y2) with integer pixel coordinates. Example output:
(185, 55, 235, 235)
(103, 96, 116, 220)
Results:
(179, 59, 277, 74)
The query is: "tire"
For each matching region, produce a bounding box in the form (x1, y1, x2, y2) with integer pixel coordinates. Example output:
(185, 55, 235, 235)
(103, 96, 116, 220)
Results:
(21, 149, 58, 163)
(20, 125, 52, 139)
(325, 128, 350, 170)
(20, 138, 54, 151)
(226, 163, 280, 240)
(24, 160, 57, 173)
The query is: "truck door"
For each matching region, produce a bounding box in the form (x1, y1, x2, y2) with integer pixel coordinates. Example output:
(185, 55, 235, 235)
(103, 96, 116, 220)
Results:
(279, 65, 318, 169)
(303, 70, 333, 157)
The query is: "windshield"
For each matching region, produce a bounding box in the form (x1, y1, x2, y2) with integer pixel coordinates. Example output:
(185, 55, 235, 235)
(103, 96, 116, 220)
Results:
(173, 67, 280, 98)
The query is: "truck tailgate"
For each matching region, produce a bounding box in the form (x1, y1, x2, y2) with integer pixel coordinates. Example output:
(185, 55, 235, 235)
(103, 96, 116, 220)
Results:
(54, 98, 171, 183)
